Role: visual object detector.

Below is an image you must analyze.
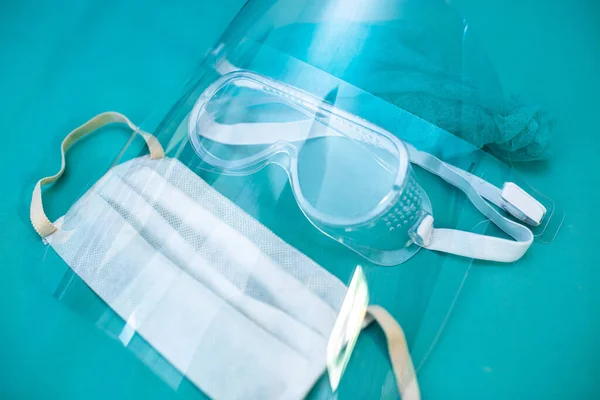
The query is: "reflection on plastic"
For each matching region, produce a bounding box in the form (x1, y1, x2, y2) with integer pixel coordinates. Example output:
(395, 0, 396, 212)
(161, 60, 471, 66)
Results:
(326, 266, 369, 392)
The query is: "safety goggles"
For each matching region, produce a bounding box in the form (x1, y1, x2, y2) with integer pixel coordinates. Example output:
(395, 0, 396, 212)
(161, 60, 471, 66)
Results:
(188, 71, 545, 265)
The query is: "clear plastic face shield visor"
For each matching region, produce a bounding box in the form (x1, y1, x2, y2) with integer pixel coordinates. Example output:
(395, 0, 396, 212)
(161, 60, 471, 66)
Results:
(141, 0, 562, 393)
(150, 0, 561, 391)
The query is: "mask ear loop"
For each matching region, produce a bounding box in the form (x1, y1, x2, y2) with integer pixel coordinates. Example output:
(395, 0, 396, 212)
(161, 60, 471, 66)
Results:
(329, 266, 421, 400)
(366, 305, 421, 400)
(30, 112, 165, 238)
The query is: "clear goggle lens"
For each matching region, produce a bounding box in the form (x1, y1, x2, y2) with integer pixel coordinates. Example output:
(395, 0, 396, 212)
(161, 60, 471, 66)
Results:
(189, 72, 412, 227)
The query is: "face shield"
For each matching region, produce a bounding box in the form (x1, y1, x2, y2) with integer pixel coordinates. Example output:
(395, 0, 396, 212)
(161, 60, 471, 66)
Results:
(134, 1, 562, 394)
(142, 0, 563, 395)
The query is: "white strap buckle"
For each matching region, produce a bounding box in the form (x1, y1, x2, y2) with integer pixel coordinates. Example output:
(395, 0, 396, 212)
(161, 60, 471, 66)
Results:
(500, 182, 546, 226)
(411, 214, 434, 247)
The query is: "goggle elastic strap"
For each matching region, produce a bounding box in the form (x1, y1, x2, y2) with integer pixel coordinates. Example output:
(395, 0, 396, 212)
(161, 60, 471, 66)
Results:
(405, 144, 541, 263)
(190, 116, 544, 263)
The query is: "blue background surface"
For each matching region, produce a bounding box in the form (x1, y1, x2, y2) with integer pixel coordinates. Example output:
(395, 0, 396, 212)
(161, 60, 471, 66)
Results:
(1, 0, 598, 398)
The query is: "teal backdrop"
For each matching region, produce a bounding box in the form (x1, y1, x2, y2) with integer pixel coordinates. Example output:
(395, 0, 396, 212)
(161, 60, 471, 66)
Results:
(1, 0, 598, 398)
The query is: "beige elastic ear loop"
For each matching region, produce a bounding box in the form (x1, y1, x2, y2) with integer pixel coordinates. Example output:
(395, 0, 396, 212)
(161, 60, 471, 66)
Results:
(367, 305, 421, 400)
(30, 112, 165, 238)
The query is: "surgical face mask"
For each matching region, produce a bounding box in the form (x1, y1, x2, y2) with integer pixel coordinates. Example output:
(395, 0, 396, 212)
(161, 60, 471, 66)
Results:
(30, 113, 419, 400)
(188, 71, 546, 266)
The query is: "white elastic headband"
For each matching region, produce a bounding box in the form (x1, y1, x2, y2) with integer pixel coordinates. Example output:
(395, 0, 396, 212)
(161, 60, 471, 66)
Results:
(190, 117, 545, 263)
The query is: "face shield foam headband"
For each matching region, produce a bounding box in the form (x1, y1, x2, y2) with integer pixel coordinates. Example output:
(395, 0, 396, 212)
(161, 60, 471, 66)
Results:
(188, 71, 546, 266)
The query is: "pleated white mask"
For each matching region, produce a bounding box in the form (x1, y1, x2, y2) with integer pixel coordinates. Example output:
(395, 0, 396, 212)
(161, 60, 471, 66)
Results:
(30, 112, 419, 400)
